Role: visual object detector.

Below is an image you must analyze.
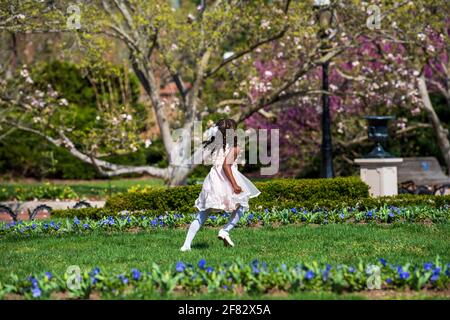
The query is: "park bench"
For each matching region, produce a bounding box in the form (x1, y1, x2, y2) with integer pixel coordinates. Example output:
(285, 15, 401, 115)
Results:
(397, 157, 450, 195)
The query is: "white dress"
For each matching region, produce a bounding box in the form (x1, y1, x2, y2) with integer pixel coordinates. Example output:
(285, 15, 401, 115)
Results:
(195, 145, 261, 212)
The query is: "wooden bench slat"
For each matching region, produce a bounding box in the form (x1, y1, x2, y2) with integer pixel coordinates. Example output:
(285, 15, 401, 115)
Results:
(397, 157, 450, 185)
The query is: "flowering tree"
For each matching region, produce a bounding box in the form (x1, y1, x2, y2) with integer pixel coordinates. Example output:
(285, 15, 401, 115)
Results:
(246, 1, 450, 175)
(0, 0, 424, 184)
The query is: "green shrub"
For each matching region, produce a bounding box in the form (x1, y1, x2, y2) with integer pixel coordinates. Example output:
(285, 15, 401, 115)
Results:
(103, 177, 369, 214)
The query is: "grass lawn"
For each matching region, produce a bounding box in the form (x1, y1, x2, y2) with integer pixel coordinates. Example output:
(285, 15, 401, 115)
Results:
(1, 223, 449, 299)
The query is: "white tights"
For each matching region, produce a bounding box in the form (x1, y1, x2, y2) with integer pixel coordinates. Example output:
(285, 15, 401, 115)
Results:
(181, 206, 245, 248)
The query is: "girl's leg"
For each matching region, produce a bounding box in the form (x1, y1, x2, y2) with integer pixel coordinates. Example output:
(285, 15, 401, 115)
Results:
(181, 209, 210, 250)
(221, 205, 245, 234)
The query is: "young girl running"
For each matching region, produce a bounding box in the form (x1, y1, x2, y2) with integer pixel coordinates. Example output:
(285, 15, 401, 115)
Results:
(180, 119, 260, 251)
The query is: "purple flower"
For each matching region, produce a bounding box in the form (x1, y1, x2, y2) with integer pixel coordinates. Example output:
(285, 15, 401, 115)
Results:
(176, 261, 186, 272)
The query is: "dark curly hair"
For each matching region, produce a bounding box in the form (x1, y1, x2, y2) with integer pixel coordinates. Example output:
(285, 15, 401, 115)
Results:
(202, 118, 238, 153)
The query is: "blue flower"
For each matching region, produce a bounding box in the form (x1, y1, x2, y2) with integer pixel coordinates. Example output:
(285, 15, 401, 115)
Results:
(198, 259, 207, 270)
(176, 261, 186, 272)
(389, 212, 395, 218)
(206, 267, 214, 273)
(91, 267, 100, 275)
(379, 258, 387, 266)
(131, 268, 141, 281)
(222, 285, 228, 290)
(398, 268, 410, 280)
(83, 223, 90, 229)
(31, 223, 37, 230)
(305, 270, 315, 280)
(45, 272, 52, 280)
(43, 223, 48, 229)
(430, 268, 440, 282)
(291, 208, 297, 214)
(367, 210, 373, 218)
(74, 217, 80, 225)
(31, 286, 42, 298)
(248, 214, 254, 220)
(348, 267, 355, 273)
(209, 215, 217, 221)
(386, 278, 393, 284)
(431, 274, 439, 282)
(118, 275, 129, 285)
(252, 265, 260, 275)
(50, 221, 55, 227)
(339, 213, 345, 219)
(151, 219, 158, 227)
(423, 262, 433, 271)
(264, 209, 269, 213)
(258, 215, 262, 220)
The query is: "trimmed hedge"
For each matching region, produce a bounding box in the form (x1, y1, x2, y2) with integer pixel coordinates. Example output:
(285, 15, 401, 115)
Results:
(104, 177, 369, 214)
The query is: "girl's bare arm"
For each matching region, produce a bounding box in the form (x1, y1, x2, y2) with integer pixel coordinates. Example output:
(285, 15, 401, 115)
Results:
(222, 146, 242, 194)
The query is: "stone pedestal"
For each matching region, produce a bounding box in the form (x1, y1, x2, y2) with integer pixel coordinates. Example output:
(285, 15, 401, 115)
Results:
(354, 158, 403, 197)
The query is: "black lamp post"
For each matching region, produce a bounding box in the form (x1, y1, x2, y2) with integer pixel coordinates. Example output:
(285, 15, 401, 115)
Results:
(314, 0, 334, 178)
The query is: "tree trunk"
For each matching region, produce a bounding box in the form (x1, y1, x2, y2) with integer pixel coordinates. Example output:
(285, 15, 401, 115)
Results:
(167, 166, 192, 186)
(418, 74, 450, 174)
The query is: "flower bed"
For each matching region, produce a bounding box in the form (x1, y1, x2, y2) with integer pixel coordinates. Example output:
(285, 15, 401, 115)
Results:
(2, 205, 449, 237)
(1, 258, 448, 299)
(53, 194, 450, 219)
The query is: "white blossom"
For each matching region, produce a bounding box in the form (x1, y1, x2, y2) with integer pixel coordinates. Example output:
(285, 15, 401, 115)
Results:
(58, 98, 68, 106)
(144, 139, 152, 148)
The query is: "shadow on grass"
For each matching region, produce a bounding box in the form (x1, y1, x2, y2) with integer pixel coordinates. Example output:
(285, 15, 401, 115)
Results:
(192, 242, 210, 250)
